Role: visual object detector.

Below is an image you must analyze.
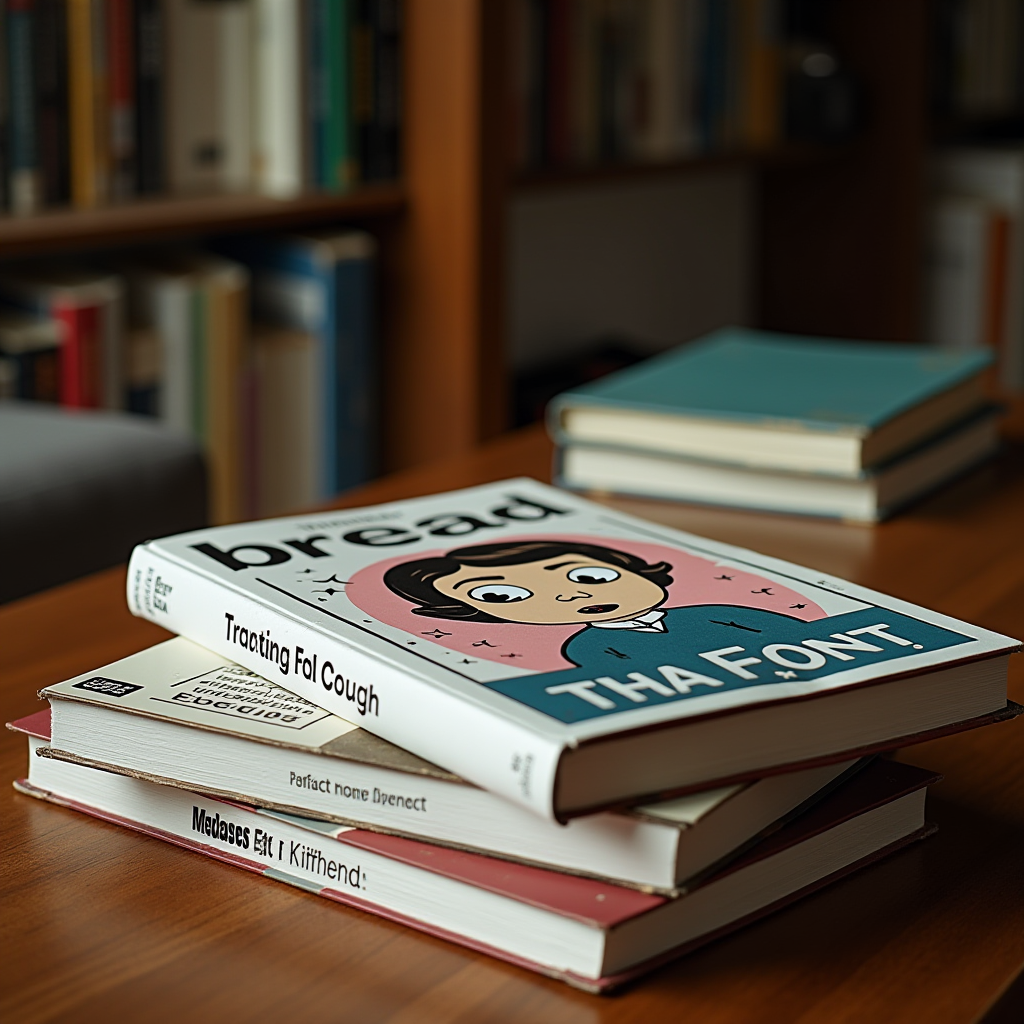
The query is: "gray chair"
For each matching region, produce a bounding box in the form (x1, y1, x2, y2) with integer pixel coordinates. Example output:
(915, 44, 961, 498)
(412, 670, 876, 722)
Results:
(0, 402, 207, 604)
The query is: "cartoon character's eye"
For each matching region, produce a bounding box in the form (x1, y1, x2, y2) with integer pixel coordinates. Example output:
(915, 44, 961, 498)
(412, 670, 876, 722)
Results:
(567, 566, 620, 584)
(467, 584, 533, 603)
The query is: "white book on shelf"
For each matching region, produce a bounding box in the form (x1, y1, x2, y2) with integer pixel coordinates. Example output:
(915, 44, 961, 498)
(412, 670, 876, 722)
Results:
(131, 269, 193, 433)
(253, 0, 306, 197)
(220, 0, 255, 192)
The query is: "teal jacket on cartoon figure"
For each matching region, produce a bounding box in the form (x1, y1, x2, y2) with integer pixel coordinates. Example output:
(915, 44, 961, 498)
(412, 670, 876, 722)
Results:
(561, 603, 808, 672)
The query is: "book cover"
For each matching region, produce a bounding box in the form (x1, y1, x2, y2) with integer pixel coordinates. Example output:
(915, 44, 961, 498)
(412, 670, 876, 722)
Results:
(126, 478, 1019, 819)
(549, 328, 994, 437)
(12, 711, 939, 992)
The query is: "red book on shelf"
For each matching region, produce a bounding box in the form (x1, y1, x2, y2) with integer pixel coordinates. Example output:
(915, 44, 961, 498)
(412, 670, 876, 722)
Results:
(106, 0, 136, 199)
(54, 299, 102, 407)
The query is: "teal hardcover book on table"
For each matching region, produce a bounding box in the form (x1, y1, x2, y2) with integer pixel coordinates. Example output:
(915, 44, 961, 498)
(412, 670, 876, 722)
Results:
(548, 329, 993, 476)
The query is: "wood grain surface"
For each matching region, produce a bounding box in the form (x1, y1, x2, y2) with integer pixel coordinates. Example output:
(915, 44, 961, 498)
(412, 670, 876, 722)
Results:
(2, 424, 1022, 1024)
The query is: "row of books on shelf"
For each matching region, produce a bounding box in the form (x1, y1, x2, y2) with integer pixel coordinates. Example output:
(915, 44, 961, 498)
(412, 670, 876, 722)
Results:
(509, 0, 857, 171)
(0, 0, 402, 215)
(932, 0, 1024, 124)
(0, 228, 376, 522)
(11, 478, 1020, 988)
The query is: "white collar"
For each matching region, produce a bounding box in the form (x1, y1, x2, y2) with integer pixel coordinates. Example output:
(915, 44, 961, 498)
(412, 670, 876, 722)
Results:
(589, 608, 667, 632)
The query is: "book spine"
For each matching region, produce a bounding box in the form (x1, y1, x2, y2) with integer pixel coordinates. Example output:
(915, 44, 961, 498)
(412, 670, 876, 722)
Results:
(190, 280, 206, 438)
(253, 0, 304, 196)
(165, 0, 224, 194)
(6, 0, 40, 214)
(105, 0, 133, 199)
(366, 0, 398, 180)
(11, 345, 60, 399)
(545, 0, 570, 167)
(67, 0, 98, 206)
(54, 298, 102, 406)
(20, 766, 593, 980)
(125, 543, 566, 820)
(349, 0, 370, 181)
(0, 0, 8, 211)
(331, 244, 375, 491)
(220, 0, 253, 192)
(35, 0, 70, 205)
(99, 278, 124, 408)
(133, 0, 162, 193)
(307, 0, 325, 187)
(328, 0, 353, 189)
(205, 267, 248, 524)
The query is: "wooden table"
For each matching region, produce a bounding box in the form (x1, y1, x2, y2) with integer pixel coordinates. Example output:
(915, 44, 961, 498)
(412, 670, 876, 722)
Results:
(2, 424, 1022, 1024)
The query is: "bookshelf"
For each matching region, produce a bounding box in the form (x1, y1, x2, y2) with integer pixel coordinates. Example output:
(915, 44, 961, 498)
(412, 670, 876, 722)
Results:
(1, 0, 987, 479)
(0, 185, 406, 256)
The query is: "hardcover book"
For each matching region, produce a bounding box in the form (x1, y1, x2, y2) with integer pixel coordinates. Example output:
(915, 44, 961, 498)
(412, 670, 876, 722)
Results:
(556, 407, 1001, 522)
(40, 636, 862, 892)
(125, 478, 1020, 820)
(547, 329, 993, 475)
(12, 712, 938, 993)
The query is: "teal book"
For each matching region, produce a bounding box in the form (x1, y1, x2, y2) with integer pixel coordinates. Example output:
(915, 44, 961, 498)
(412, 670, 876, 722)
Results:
(548, 328, 993, 476)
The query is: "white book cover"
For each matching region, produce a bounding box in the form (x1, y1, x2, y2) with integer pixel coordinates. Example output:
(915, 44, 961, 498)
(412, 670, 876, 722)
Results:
(126, 479, 1019, 819)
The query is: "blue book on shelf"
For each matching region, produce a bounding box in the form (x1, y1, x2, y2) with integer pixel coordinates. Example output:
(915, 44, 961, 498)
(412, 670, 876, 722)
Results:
(217, 231, 377, 498)
(548, 327, 994, 475)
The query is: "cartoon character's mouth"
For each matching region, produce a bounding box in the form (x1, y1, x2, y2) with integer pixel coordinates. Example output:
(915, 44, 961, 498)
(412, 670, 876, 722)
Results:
(579, 604, 619, 615)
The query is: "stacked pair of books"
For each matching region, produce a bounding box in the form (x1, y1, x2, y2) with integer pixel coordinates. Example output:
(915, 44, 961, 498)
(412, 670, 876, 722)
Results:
(11, 479, 1020, 991)
(550, 328, 1000, 521)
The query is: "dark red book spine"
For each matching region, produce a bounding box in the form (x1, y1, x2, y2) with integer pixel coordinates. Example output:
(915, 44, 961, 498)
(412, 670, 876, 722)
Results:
(546, 0, 571, 165)
(55, 301, 101, 407)
(107, 0, 135, 198)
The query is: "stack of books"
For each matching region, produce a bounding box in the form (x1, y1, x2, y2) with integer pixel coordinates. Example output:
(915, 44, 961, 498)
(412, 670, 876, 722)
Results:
(0, 228, 376, 523)
(11, 479, 1020, 991)
(550, 328, 1001, 522)
(0, 0, 402, 215)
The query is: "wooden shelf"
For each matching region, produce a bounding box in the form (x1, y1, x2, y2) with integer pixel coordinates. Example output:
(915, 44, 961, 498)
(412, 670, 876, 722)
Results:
(513, 144, 847, 193)
(0, 184, 406, 257)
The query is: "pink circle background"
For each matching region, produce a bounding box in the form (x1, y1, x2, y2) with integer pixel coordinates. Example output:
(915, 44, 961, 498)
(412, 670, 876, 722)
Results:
(346, 534, 826, 672)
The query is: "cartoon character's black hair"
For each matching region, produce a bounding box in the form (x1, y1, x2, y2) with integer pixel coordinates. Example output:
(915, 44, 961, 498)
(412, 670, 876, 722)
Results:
(383, 539, 673, 622)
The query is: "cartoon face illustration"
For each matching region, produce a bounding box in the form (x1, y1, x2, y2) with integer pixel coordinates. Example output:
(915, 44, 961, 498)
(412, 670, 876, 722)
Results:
(383, 540, 673, 626)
